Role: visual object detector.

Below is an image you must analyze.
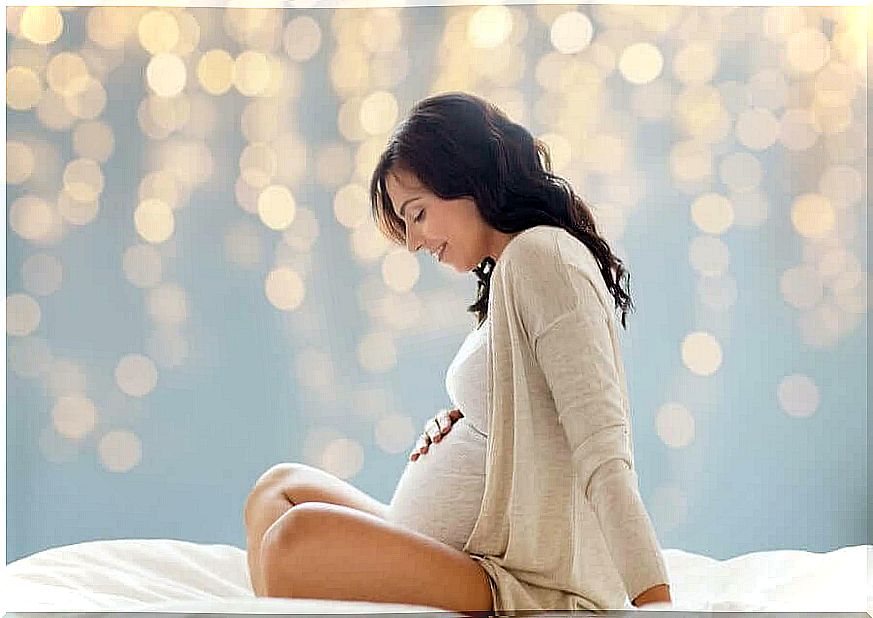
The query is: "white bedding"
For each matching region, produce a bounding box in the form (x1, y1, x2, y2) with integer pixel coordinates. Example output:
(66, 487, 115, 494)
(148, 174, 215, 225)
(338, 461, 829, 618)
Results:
(2, 538, 870, 613)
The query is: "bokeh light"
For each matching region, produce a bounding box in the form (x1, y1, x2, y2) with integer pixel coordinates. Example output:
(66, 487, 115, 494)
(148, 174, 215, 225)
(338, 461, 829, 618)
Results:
(20, 6, 63, 45)
(135, 199, 175, 243)
(265, 267, 305, 311)
(681, 331, 723, 376)
(114, 354, 159, 398)
(777, 374, 820, 417)
(51, 395, 97, 440)
(655, 402, 696, 448)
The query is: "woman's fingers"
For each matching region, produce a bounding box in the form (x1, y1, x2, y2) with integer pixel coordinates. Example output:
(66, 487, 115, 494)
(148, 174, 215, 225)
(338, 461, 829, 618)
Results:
(409, 408, 464, 460)
(424, 416, 442, 443)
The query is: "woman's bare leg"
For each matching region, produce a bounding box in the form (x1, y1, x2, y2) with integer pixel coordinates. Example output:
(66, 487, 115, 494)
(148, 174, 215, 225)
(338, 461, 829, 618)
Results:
(260, 501, 493, 612)
(243, 463, 389, 596)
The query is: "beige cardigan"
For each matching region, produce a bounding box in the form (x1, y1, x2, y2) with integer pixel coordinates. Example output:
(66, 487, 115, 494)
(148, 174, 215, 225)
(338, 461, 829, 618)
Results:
(460, 225, 670, 610)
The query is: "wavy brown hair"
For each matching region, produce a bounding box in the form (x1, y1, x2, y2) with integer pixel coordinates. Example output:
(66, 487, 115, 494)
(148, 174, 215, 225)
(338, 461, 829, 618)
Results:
(369, 92, 634, 330)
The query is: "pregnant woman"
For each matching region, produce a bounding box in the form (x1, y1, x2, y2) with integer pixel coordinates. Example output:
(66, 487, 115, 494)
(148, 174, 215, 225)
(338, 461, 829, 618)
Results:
(243, 92, 672, 612)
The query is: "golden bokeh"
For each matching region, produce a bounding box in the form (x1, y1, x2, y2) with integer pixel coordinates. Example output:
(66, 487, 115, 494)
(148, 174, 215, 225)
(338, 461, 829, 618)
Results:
(618, 42, 664, 85)
(680, 331, 723, 376)
(241, 100, 283, 143)
(139, 171, 179, 210)
(7, 140, 35, 183)
(6, 66, 42, 110)
(320, 437, 364, 480)
(374, 414, 416, 455)
(670, 140, 712, 184)
(818, 164, 864, 210)
(257, 185, 297, 230)
(333, 183, 370, 229)
(381, 249, 420, 294)
(46, 52, 90, 96)
(791, 194, 835, 239)
(147, 53, 187, 97)
(51, 395, 97, 440)
(240, 142, 278, 188)
(467, 5, 513, 49)
(114, 354, 159, 398)
(20, 6, 63, 45)
(264, 267, 305, 311)
(353, 137, 386, 185)
(778, 108, 819, 151)
(777, 374, 820, 417)
(359, 9, 403, 54)
(197, 49, 234, 95)
(655, 402, 695, 449)
(154, 140, 214, 187)
(36, 90, 76, 131)
(233, 50, 271, 97)
(9, 195, 55, 242)
(87, 6, 141, 49)
(98, 430, 142, 473)
(63, 158, 104, 202)
(351, 222, 393, 262)
(673, 41, 718, 84)
(330, 47, 369, 96)
(785, 27, 831, 74)
(676, 85, 729, 142)
(690, 193, 734, 235)
(138, 9, 180, 55)
(550, 11, 593, 54)
(135, 198, 175, 243)
(57, 191, 99, 226)
(338, 97, 368, 142)
(283, 15, 322, 62)
(360, 90, 399, 135)
(6, 293, 42, 337)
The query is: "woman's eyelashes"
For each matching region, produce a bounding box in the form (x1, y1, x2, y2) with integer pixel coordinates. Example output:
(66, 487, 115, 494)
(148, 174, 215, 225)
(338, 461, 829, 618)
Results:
(414, 209, 425, 223)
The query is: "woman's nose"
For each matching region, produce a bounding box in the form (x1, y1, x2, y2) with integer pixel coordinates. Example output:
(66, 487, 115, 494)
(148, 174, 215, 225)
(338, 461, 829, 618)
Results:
(405, 230, 420, 253)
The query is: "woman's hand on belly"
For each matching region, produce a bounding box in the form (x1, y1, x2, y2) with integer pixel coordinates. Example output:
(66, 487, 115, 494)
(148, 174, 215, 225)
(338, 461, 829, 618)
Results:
(410, 407, 463, 461)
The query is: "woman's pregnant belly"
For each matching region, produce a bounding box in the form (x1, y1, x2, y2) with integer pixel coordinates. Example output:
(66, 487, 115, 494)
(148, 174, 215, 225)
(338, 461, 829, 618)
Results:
(387, 418, 487, 552)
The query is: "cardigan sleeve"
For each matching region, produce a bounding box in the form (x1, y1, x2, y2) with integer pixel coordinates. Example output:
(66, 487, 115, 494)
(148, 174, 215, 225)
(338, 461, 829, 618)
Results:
(531, 287, 670, 603)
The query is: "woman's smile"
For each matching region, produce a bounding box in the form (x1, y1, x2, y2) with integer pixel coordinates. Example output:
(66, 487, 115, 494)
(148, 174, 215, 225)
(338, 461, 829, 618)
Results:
(438, 243, 447, 262)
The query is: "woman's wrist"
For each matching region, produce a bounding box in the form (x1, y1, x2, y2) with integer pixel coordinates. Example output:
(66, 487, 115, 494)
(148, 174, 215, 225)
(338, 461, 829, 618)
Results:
(632, 583, 671, 607)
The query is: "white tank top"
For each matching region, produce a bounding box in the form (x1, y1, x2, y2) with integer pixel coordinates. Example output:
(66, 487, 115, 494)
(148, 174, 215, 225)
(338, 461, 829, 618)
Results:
(387, 316, 490, 551)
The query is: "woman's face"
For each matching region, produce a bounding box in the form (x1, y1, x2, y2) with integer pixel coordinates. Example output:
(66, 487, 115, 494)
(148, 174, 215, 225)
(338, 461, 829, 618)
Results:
(386, 167, 496, 273)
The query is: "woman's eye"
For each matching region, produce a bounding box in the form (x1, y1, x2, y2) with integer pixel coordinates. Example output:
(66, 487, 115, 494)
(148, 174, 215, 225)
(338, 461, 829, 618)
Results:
(414, 210, 424, 222)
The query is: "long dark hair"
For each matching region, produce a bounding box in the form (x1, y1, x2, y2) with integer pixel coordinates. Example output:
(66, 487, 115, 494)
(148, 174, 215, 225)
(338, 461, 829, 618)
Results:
(369, 92, 634, 330)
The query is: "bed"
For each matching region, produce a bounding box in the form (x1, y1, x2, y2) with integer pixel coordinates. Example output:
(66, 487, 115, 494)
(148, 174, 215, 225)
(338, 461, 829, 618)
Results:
(1, 538, 870, 613)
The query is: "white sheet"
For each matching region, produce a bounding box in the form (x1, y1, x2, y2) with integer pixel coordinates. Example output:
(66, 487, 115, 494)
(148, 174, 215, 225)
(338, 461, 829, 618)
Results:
(2, 538, 870, 613)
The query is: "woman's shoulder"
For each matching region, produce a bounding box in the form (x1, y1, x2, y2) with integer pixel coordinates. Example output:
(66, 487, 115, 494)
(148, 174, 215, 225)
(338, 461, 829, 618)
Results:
(497, 225, 600, 281)
(493, 225, 612, 333)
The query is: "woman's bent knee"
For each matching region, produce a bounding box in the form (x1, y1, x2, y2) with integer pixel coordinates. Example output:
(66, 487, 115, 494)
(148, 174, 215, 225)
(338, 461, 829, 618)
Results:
(244, 463, 302, 524)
